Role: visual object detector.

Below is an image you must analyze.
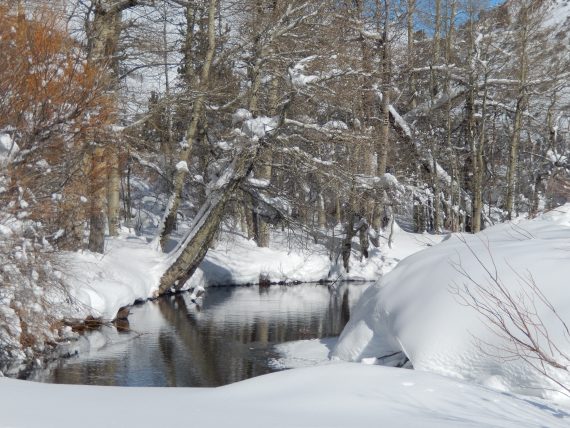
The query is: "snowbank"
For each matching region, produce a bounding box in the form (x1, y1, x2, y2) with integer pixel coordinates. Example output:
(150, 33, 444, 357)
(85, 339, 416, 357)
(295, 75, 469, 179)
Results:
(63, 235, 167, 320)
(188, 223, 439, 288)
(333, 205, 570, 402)
(1, 363, 568, 428)
(66, 224, 437, 321)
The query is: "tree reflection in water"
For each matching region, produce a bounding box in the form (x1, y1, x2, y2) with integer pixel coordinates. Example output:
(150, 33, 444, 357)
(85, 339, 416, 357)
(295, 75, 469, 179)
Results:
(31, 282, 371, 387)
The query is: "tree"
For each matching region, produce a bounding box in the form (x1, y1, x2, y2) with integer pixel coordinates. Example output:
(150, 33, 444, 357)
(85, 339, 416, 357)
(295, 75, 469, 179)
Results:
(0, 3, 113, 248)
(0, 2, 113, 365)
(157, 0, 218, 251)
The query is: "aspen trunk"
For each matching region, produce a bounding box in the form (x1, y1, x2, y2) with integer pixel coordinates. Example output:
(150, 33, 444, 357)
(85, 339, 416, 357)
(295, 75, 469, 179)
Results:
(342, 213, 354, 273)
(358, 220, 369, 260)
(254, 71, 279, 247)
(431, 0, 441, 97)
(159, 0, 217, 250)
(505, 98, 525, 220)
(505, 12, 529, 220)
(444, 0, 459, 232)
(86, 2, 124, 249)
(407, 0, 416, 109)
(88, 146, 107, 253)
(374, 2, 391, 232)
(317, 193, 327, 230)
(471, 75, 488, 233)
(107, 145, 120, 236)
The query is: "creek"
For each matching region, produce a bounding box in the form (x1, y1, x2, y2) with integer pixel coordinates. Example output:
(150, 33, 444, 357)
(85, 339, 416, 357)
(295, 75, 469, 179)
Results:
(29, 282, 370, 387)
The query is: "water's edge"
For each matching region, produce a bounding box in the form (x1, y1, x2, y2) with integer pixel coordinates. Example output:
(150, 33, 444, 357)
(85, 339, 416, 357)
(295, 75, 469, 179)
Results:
(27, 282, 371, 387)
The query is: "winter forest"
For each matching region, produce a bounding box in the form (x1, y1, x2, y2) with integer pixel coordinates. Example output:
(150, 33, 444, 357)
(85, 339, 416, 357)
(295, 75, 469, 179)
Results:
(1, 0, 570, 426)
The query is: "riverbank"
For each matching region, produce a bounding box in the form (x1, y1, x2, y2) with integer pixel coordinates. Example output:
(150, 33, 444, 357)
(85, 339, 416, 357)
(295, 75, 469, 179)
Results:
(0, 221, 439, 376)
(62, 222, 439, 322)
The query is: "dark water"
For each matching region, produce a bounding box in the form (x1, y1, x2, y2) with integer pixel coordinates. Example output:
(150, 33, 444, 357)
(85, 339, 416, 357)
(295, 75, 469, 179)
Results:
(29, 282, 370, 387)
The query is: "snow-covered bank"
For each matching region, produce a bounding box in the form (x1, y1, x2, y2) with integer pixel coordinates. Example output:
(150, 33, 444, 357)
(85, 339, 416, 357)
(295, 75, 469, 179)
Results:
(1, 363, 568, 428)
(65, 223, 438, 321)
(333, 205, 570, 403)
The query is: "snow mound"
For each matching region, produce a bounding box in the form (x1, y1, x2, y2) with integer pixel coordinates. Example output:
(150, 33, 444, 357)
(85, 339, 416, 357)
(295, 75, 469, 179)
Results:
(185, 224, 439, 287)
(271, 337, 339, 369)
(64, 235, 166, 320)
(1, 364, 568, 428)
(333, 204, 570, 403)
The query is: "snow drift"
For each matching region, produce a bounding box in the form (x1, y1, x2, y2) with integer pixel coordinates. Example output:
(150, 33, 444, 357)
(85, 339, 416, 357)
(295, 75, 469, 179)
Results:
(333, 205, 570, 402)
(1, 363, 568, 428)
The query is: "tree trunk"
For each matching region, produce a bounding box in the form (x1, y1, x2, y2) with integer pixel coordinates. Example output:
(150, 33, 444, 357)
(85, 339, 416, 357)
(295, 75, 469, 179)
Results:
(374, 0, 391, 232)
(342, 213, 354, 273)
(158, 0, 217, 250)
(505, 7, 529, 220)
(505, 98, 526, 220)
(88, 146, 107, 253)
(407, 0, 416, 109)
(358, 219, 369, 260)
(431, 0, 441, 97)
(253, 71, 278, 247)
(107, 145, 121, 236)
(472, 74, 488, 233)
(86, 1, 128, 248)
(158, 146, 258, 294)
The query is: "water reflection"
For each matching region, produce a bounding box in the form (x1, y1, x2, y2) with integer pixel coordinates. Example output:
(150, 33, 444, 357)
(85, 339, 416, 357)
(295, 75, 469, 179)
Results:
(30, 282, 370, 387)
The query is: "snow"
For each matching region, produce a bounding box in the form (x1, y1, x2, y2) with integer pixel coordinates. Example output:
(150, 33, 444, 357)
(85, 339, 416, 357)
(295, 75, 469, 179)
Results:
(185, 223, 439, 288)
(1, 363, 569, 428)
(232, 108, 253, 124)
(546, 148, 567, 164)
(247, 177, 270, 188)
(333, 204, 570, 403)
(289, 57, 319, 88)
(63, 235, 166, 320)
(323, 120, 349, 130)
(242, 116, 278, 139)
(175, 160, 189, 172)
(54, 218, 436, 323)
(271, 337, 338, 369)
(544, 0, 570, 28)
(0, 133, 18, 164)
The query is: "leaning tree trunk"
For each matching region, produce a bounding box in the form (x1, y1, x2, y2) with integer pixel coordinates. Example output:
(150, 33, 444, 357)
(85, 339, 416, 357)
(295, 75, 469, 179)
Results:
(158, 145, 258, 295)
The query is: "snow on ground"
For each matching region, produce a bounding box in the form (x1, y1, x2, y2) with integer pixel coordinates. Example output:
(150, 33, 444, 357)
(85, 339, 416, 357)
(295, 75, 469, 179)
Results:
(333, 205, 570, 403)
(62, 234, 167, 320)
(270, 337, 338, 369)
(65, 222, 438, 321)
(1, 363, 569, 428)
(189, 222, 439, 287)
